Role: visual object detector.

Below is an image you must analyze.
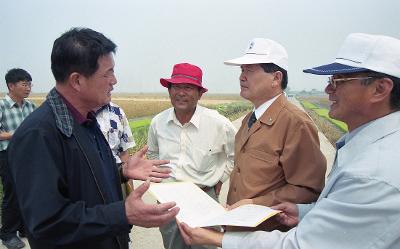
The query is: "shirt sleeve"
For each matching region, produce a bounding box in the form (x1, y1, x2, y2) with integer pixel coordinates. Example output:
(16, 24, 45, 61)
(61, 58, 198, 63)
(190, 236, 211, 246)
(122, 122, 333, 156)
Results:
(118, 108, 135, 151)
(297, 203, 315, 220)
(223, 173, 400, 249)
(223, 230, 294, 249)
(220, 120, 236, 182)
(253, 120, 327, 206)
(146, 119, 159, 160)
(0, 109, 3, 131)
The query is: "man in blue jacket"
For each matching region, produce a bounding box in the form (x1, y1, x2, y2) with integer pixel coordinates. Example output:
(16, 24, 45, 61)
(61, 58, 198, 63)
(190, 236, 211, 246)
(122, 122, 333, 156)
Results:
(8, 27, 179, 249)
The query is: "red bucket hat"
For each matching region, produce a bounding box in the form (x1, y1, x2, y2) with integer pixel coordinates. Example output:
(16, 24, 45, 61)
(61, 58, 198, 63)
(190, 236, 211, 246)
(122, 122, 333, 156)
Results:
(160, 63, 208, 93)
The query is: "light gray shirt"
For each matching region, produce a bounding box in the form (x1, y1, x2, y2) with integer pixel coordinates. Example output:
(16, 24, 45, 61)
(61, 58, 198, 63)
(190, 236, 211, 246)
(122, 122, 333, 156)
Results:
(223, 111, 400, 249)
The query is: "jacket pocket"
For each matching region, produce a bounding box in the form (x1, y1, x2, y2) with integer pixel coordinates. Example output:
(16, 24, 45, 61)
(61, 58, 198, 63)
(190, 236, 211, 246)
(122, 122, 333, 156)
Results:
(246, 149, 278, 165)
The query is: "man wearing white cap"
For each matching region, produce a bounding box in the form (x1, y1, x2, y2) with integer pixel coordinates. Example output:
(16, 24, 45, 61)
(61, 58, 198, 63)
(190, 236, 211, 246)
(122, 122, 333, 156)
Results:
(147, 62, 236, 249)
(178, 33, 400, 249)
(223, 38, 325, 232)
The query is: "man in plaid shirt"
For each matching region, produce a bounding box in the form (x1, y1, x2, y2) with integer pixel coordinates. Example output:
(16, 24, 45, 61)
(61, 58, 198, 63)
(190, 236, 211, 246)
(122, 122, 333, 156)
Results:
(0, 68, 36, 249)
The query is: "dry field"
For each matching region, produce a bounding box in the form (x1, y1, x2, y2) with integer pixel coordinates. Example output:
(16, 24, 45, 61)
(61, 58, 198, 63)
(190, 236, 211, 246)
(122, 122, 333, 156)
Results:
(301, 95, 331, 109)
(304, 108, 344, 146)
(23, 93, 243, 119)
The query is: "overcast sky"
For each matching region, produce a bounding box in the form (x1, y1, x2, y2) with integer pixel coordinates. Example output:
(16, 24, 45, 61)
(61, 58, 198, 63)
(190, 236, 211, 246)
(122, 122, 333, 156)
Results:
(1, 0, 399, 94)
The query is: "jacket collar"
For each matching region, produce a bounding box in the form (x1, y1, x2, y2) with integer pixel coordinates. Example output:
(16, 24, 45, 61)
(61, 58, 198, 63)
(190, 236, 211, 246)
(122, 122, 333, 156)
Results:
(338, 111, 400, 166)
(253, 93, 282, 120)
(258, 94, 287, 126)
(237, 95, 288, 151)
(46, 88, 74, 137)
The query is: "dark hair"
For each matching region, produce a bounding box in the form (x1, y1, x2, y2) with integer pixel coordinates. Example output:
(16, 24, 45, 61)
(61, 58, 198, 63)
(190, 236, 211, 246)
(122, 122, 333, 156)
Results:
(390, 76, 400, 109)
(259, 63, 288, 90)
(5, 68, 32, 90)
(51, 27, 117, 82)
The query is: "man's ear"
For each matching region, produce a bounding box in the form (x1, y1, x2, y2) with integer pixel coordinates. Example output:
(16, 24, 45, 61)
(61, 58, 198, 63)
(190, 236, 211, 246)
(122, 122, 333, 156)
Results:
(7, 83, 15, 92)
(272, 71, 283, 88)
(68, 72, 82, 92)
(199, 89, 204, 98)
(370, 78, 393, 104)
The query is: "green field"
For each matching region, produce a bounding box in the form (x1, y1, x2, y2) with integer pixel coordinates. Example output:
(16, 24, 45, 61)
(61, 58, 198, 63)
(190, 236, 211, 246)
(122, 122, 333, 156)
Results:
(300, 100, 347, 132)
(128, 101, 252, 153)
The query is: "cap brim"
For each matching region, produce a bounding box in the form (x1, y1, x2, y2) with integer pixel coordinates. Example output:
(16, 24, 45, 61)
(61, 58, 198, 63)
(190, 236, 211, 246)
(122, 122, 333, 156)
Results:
(224, 54, 288, 70)
(160, 78, 208, 93)
(303, 62, 369, 75)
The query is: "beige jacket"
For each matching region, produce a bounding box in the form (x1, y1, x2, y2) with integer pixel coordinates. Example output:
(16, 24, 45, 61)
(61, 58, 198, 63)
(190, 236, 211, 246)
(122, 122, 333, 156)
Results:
(227, 95, 326, 231)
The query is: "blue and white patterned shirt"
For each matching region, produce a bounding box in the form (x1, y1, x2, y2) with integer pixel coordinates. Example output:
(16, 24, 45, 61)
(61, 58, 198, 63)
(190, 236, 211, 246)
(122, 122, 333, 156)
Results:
(96, 102, 135, 163)
(0, 94, 36, 151)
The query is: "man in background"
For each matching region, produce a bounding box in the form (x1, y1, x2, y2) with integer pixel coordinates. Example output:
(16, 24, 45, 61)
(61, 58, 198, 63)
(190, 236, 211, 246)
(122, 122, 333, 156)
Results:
(96, 101, 135, 165)
(224, 38, 326, 232)
(147, 62, 236, 249)
(7, 27, 178, 249)
(0, 68, 36, 249)
(179, 33, 400, 249)
(96, 101, 135, 196)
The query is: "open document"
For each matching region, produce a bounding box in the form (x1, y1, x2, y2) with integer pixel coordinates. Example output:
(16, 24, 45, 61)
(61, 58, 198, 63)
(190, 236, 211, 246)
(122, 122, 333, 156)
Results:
(149, 181, 281, 228)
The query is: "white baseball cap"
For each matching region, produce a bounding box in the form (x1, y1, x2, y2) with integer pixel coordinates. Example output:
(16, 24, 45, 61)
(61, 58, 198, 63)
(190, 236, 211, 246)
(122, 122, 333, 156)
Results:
(224, 38, 289, 70)
(304, 33, 400, 78)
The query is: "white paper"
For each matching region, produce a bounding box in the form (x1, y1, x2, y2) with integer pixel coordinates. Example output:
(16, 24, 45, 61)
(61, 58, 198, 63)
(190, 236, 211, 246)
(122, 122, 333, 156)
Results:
(149, 182, 281, 227)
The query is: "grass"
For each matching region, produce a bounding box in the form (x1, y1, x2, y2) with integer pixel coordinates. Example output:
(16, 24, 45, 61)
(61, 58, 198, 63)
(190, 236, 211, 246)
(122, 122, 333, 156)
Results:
(313, 108, 348, 131)
(130, 119, 151, 129)
(129, 118, 151, 153)
(205, 101, 252, 121)
(298, 97, 347, 145)
(304, 109, 344, 146)
(301, 100, 319, 110)
(129, 101, 252, 153)
(300, 100, 348, 132)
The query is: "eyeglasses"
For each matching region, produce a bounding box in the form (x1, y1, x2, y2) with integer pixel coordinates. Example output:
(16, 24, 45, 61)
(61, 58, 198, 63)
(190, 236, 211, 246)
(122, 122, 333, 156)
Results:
(327, 76, 374, 90)
(19, 82, 33, 88)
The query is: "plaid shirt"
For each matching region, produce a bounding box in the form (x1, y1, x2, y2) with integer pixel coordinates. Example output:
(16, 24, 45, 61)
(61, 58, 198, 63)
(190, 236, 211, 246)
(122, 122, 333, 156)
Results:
(0, 94, 36, 151)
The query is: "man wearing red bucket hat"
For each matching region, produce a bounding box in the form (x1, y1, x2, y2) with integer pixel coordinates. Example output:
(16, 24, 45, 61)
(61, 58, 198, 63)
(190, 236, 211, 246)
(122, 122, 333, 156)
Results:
(147, 62, 237, 249)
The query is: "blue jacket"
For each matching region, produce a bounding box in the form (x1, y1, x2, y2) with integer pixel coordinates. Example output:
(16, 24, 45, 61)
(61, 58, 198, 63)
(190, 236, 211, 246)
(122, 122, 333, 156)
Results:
(8, 88, 130, 249)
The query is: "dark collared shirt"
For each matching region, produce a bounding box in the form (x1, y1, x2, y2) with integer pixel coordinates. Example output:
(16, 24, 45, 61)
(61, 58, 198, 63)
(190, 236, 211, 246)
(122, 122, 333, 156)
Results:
(55, 89, 118, 201)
